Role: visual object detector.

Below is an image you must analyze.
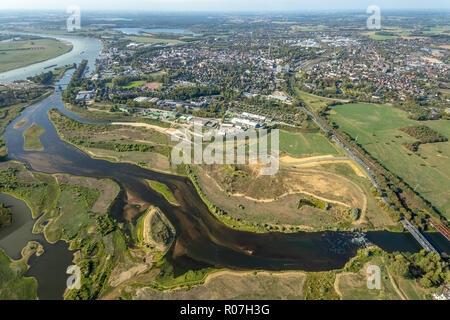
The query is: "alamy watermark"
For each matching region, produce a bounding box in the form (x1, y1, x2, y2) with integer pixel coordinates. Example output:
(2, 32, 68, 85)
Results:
(67, 5, 81, 32)
(170, 122, 279, 175)
(66, 265, 81, 290)
(366, 264, 381, 290)
(366, 5, 381, 30)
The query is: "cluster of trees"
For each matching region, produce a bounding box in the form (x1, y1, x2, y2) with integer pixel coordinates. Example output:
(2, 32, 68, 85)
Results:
(388, 251, 449, 289)
(0, 87, 48, 108)
(401, 125, 447, 153)
(0, 203, 12, 227)
(150, 213, 172, 245)
(297, 198, 329, 211)
(162, 86, 220, 100)
(236, 95, 305, 125)
(69, 138, 156, 153)
(112, 75, 140, 87)
(50, 109, 110, 132)
(27, 65, 76, 86)
(346, 207, 360, 221)
(395, 99, 446, 120)
(400, 125, 447, 144)
(27, 71, 55, 85)
(111, 73, 169, 89)
(62, 60, 89, 104)
(402, 141, 421, 152)
(0, 167, 20, 189)
(95, 215, 115, 236)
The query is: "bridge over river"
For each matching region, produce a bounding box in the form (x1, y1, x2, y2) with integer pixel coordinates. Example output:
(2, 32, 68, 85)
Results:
(401, 219, 438, 254)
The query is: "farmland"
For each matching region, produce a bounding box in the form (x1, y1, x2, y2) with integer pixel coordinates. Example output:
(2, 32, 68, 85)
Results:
(328, 103, 450, 217)
(0, 38, 72, 73)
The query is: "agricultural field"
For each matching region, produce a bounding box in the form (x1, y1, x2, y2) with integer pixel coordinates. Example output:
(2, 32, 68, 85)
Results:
(0, 38, 72, 73)
(361, 32, 399, 40)
(328, 103, 450, 217)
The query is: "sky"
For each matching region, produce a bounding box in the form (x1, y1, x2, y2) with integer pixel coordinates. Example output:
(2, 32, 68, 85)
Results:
(0, 0, 449, 11)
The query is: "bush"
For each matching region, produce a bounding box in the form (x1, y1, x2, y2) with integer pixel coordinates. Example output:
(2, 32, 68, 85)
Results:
(347, 207, 360, 221)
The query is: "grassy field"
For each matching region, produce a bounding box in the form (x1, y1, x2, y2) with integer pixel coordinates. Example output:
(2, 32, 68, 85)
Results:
(294, 88, 343, 112)
(1, 104, 27, 159)
(194, 161, 392, 232)
(328, 103, 450, 216)
(0, 160, 123, 299)
(304, 271, 340, 300)
(279, 130, 339, 156)
(336, 248, 438, 300)
(132, 271, 306, 300)
(44, 184, 100, 242)
(23, 124, 45, 151)
(0, 162, 56, 219)
(120, 80, 147, 89)
(147, 180, 179, 206)
(361, 32, 398, 40)
(0, 38, 72, 73)
(1, 91, 52, 158)
(49, 109, 177, 174)
(0, 242, 41, 300)
(337, 255, 403, 300)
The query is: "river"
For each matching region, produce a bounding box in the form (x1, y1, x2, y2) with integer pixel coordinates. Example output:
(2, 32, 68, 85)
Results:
(0, 31, 102, 82)
(0, 33, 448, 300)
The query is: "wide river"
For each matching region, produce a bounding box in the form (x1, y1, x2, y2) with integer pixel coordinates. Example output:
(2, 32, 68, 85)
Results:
(0, 34, 448, 300)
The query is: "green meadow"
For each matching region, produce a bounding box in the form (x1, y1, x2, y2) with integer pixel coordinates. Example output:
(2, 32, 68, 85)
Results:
(120, 80, 147, 89)
(279, 130, 339, 157)
(23, 124, 45, 151)
(0, 249, 37, 300)
(147, 180, 179, 206)
(0, 38, 72, 73)
(329, 103, 450, 216)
